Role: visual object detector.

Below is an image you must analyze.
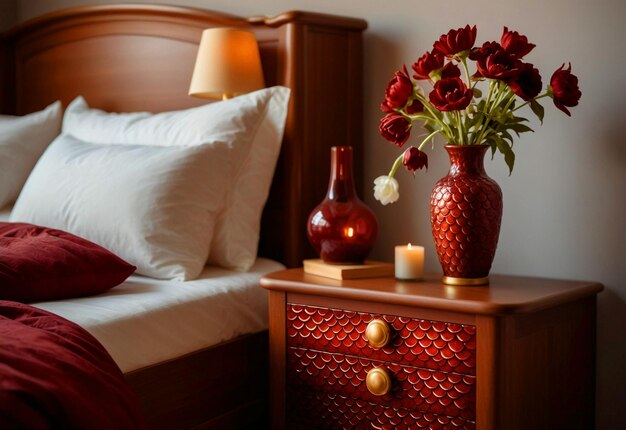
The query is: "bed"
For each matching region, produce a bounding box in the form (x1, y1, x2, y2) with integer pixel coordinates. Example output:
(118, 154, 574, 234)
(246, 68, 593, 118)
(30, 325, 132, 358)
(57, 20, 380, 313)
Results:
(0, 4, 366, 429)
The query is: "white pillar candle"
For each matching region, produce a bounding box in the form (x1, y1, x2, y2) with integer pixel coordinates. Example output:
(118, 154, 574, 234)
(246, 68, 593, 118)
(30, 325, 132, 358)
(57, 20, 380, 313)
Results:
(395, 244, 424, 280)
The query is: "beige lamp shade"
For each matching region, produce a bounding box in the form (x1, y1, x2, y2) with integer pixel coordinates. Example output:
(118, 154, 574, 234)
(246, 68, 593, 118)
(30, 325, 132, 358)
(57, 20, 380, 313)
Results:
(189, 28, 265, 100)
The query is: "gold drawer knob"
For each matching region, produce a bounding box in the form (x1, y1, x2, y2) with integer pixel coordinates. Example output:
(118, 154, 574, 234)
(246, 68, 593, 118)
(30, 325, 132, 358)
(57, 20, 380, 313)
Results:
(366, 367, 392, 396)
(365, 319, 390, 349)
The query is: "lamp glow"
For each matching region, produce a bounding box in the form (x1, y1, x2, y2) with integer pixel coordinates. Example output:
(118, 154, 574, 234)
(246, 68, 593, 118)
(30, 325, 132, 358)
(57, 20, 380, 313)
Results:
(189, 27, 265, 100)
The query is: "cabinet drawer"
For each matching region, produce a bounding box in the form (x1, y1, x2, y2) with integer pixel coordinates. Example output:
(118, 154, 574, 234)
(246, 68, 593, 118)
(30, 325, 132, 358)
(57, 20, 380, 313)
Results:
(287, 304, 476, 375)
(288, 390, 476, 430)
(287, 348, 476, 421)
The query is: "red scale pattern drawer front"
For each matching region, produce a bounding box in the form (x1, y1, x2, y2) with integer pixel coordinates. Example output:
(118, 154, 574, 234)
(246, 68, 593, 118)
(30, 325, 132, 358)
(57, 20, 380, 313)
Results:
(285, 304, 477, 428)
(287, 304, 476, 375)
(287, 390, 476, 430)
(287, 348, 476, 421)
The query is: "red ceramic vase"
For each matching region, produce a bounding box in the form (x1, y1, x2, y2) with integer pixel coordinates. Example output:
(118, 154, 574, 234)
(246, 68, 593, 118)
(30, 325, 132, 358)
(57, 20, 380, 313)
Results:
(430, 145, 502, 285)
(307, 146, 378, 263)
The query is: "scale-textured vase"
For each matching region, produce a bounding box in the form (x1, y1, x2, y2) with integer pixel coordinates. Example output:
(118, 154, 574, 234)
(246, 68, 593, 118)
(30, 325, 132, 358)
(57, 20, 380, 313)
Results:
(430, 145, 502, 285)
(307, 146, 378, 263)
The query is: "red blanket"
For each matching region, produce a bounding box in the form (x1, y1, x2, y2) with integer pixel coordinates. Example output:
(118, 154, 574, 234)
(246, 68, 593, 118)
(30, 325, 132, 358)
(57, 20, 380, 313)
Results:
(0, 301, 146, 429)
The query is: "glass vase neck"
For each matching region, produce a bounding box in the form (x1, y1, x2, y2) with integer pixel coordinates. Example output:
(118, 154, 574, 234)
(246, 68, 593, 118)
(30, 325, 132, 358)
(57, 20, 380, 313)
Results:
(445, 144, 488, 176)
(327, 146, 356, 200)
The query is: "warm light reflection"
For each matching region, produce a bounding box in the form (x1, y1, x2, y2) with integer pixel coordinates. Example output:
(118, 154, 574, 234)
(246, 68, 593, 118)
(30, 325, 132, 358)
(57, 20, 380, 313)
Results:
(444, 285, 459, 299)
(408, 243, 412, 249)
(345, 227, 354, 238)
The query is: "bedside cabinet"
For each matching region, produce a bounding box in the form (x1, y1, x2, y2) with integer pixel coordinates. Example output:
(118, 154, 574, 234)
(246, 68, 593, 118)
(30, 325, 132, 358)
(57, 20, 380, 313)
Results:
(260, 269, 603, 430)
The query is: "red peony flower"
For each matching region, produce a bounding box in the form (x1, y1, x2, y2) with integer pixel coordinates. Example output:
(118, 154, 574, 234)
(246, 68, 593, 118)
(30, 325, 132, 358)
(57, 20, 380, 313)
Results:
(381, 66, 414, 113)
(412, 51, 444, 80)
(380, 113, 412, 146)
(412, 51, 461, 81)
(403, 146, 428, 173)
(507, 62, 542, 101)
(550, 63, 581, 116)
(429, 78, 473, 112)
(501, 27, 535, 59)
(469, 41, 502, 62)
(433, 25, 477, 59)
(475, 49, 521, 80)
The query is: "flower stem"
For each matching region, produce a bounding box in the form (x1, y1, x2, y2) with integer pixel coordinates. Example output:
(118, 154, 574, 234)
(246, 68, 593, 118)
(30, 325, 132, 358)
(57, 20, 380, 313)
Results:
(418, 129, 441, 150)
(460, 57, 472, 89)
(512, 93, 549, 112)
(456, 111, 465, 145)
(473, 80, 496, 145)
(412, 92, 454, 140)
(388, 153, 404, 177)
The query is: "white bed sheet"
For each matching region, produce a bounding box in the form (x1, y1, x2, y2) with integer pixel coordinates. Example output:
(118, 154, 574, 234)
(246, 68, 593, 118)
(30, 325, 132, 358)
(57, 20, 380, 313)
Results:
(35, 258, 284, 373)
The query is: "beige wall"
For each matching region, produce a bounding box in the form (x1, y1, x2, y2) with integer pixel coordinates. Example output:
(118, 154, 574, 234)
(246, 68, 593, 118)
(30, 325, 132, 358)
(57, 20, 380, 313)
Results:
(12, 1, 626, 428)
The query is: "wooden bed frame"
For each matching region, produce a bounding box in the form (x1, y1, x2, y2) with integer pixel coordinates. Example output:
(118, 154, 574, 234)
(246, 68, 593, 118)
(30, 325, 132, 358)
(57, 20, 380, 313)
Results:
(0, 4, 366, 429)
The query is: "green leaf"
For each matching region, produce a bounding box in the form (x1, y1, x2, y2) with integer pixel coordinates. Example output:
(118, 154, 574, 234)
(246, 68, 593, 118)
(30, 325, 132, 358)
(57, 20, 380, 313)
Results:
(473, 88, 483, 98)
(508, 123, 534, 136)
(476, 99, 487, 113)
(530, 99, 545, 124)
(508, 115, 529, 124)
(500, 130, 514, 144)
(494, 136, 515, 174)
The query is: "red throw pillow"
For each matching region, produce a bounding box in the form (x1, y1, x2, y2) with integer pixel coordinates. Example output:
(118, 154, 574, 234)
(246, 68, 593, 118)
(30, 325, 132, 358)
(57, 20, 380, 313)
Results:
(0, 222, 136, 302)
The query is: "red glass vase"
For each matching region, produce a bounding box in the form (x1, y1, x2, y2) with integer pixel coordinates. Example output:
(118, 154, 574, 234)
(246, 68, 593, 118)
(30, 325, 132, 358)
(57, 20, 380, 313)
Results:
(307, 146, 378, 263)
(430, 145, 502, 285)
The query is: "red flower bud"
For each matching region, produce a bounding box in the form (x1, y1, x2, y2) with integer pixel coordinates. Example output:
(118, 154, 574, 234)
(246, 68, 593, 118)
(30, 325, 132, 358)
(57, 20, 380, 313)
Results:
(550, 63, 581, 116)
(406, 98, 424, 114)
(507, 62, 542, 101)
(403, 146, 428, 173)
(433, 25, 477, 59)
(441, 62, 462, 79)
(381, 66, 413, 113)
(501, 27, 535, 59)
(379, 113, 411, 147)
(429, 78, 473, 112)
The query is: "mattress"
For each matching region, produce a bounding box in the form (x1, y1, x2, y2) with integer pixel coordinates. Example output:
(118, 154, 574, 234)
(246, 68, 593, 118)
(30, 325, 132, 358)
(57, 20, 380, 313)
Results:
(35, 258, 284, 373)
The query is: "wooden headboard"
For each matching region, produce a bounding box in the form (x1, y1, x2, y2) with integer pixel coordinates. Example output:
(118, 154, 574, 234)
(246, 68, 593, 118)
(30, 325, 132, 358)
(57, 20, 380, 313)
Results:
(0, 4, 367, 268)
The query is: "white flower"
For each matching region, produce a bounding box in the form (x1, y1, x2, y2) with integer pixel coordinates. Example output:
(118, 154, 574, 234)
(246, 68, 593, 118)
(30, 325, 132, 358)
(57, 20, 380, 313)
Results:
(373, 175, 400, 205)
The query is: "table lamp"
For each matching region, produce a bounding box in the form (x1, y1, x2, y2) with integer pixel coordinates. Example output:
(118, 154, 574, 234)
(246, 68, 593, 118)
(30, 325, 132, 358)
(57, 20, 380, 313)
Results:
(189, 27, 265, 100)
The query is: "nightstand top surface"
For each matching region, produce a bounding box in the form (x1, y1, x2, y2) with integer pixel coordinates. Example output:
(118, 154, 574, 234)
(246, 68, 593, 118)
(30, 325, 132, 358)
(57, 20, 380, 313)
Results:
(260, 268, 603, 315)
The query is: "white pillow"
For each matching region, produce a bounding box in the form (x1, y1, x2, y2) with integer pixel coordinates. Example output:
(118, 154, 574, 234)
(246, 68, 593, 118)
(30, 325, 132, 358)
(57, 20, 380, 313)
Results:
(0, 101, 62, 207)
(63, 87, 289, 271)
(11, 134, 232, 281)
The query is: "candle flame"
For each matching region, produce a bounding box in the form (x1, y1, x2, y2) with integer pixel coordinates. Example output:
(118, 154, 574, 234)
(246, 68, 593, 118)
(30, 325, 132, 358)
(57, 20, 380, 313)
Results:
(408, 243, 412, 249)
(345, 227, 354, 238)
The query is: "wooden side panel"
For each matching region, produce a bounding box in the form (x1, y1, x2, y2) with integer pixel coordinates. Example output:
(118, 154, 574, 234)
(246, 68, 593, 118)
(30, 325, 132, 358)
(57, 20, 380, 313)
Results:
(475, 315, 504, 430)
(500, 297, 597, 429)
(0, 34, 15, 114)
(258, 23, 365, 268)
(268, 290, 287, 430)
(125, 331, 269, 430)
